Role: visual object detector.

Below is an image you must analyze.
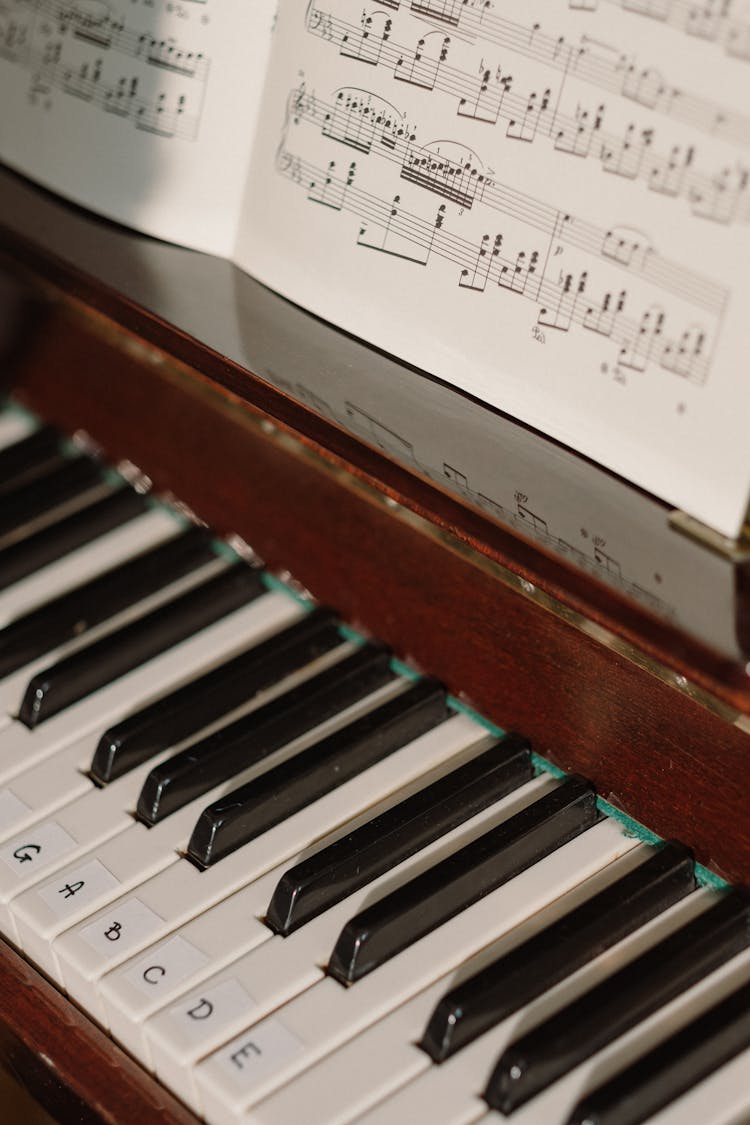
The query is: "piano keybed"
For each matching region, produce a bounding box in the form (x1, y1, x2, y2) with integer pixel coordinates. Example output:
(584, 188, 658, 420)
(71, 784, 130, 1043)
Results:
(1, 403, 749, 1125)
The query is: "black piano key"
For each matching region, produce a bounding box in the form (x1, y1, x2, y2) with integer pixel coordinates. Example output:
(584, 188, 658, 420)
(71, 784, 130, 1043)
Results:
(0, 488, 147, 593)
(136, 644, 396, 826)
(0, 425, 62, 494)
(0, 527, 216, 679)
(0, 457, 104, 540)
(327, 775, 598, 985)
(566, 976, 750, 1125)
(187, 678, 449, 869)
(17, 562, 263, 729)
(421, 841, 696, 1062)
(265, 734, 533, 938)
(485, 888, 750, 1114)
(90, 608, 342, 786)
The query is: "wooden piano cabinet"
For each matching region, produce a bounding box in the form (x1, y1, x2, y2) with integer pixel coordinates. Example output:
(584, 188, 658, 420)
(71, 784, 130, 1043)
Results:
(1, 187, 750, 1122)
(4, 286, 750, 888)
(0, 938, 195, 1125)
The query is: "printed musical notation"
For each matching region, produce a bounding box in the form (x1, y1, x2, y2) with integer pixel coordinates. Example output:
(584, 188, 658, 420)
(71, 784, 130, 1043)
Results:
(0, 0, 209, 139)
(306, 4, 750, 226)
(278, 137, 718, 384)
(568, 0, 750, 64)
(292, 85, 727, 316)
(375, 0, 750, 147)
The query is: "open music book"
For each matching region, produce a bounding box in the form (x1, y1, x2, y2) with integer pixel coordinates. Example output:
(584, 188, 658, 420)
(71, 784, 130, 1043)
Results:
(1, 0, 748, 538)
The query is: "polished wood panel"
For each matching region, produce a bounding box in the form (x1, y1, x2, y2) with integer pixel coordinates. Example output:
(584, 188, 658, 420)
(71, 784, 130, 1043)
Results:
(0, 938, 196, 1124)
(6, 295, 750, 888)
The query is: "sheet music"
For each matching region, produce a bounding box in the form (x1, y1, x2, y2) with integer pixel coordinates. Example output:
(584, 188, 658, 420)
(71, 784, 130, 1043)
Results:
(0, 0, 276, 254)
(236, 0, 750, 537)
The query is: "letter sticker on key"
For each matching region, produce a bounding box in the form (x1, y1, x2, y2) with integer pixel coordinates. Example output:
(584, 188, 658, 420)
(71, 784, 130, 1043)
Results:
(124, 934, 209, 998)
(78, 898, 164, 960)
(37, 858, 120, 919)
(213, 1017, 304, 1093)
(164, 979, 256, 1050)
(0, 821, 77, 876)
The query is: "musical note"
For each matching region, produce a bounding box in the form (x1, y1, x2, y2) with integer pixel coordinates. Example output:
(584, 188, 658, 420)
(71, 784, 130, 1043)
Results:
(0, 0, 209, 139)
(277, 148, 716, 383)
(308, 7, 750, 225)
(372, 0, 750, 145)
(308, 158, 355, 209)
(460, 232, 502, 291)
(394, 31, 449, 90)
(565, 0, 750, 64)
(289, 86, 728, 315)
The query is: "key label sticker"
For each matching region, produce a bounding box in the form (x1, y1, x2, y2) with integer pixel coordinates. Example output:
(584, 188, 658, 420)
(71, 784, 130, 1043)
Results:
(36, 858, 120, 919)
(214, 1016, 304, 1094)
(0, 821, 77, 878)
(123, 933, 209, 998)
(163, 978, 256, 1050)
(77, 897, 164, 961)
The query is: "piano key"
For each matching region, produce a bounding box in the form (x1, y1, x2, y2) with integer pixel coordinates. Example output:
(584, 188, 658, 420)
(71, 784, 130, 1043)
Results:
(0, 503, 179, 626)
(0, 488, 149, 594)
(0, 547, 227, 723)
(0, 409, 35, 452)
(327, 775, 598, 985)
(0, 621, 347, 908)
(135, 644, 397, 825)
(484, 888, 750, 1114)
(0, 526, 217, 679)
(80, 716, 491, 1044)
(265, 733, 533, 938)
(12, 659, 406, 978)
(565, 975, 750, 1125)
(0, 520, 195, 725)
(634, 1044, 750, 1125)
(0, 591, 300, 823)
(495, 935, 750, 1125)
(0, 425, 64, 494)
(18, 561, 263, 728)
(421, 840, 696, 1063)
(0, 752, 180, 912)
(91, 607, 343, 786)
(0, 456, 105, 544)
(255, 850, 661, 1125)
(145, 773, 557, 1112)
(192, 818, 633, 1122)
(0, 631, 341, 931)
(187, 678, 449, 868)
(234, 838, 651, 1125)
(351, 890, 719, 1125)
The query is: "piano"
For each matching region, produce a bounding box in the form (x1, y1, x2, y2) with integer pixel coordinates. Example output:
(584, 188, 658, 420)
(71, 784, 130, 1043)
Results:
(0, 163, 749, 1125)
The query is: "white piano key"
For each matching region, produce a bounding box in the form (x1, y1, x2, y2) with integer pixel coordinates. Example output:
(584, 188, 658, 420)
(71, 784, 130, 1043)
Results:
(12, 655, 398, 980)
(94, 715, 492, 1059)
(192, 818, 634, 1123)
(146, 777, 584, 1113)
(315, 888, 717, 1125)
(0, 549, 228, 724)
(645, 1043, 750, 1125)
(0, 590, 299, 799)
(0, 504, 180, 627)
(52, 677, 452, 1018)
(0, 410, 34, 450)
(0, 743, 100, 843)
(0, 741, 193, 930)
(2, 589, 301, 949)
(484, 942, 750, 1125)
(245, 844, 655, 1125)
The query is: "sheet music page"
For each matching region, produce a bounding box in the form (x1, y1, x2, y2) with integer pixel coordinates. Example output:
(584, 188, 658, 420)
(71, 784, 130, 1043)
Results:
(235, 0, 750, 537)
(0, 0, 276, 255)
